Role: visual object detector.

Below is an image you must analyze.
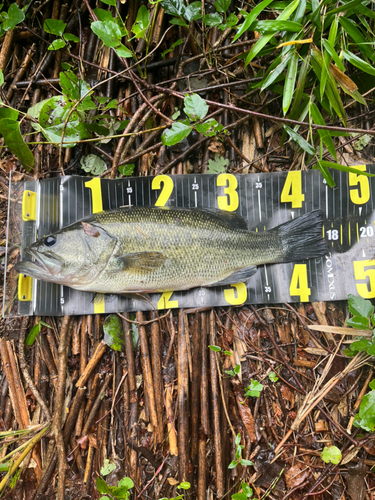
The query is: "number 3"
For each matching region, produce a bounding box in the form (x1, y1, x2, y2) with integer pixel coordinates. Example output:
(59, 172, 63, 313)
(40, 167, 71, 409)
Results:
(217, 174, 239, 212)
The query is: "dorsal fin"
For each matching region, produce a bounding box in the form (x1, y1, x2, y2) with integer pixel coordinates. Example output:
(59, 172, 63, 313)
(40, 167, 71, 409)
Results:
(197, 208, 249, 231)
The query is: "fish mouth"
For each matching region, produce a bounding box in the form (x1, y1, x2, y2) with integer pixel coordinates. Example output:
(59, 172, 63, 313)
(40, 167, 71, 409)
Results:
(15, 249, 64, 279)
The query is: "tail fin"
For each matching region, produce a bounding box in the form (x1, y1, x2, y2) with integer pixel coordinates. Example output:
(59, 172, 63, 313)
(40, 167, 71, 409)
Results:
(274, 210, 329, 263)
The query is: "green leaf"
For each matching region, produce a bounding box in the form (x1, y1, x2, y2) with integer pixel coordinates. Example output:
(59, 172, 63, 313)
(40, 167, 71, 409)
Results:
(283, 51, 298, 114)
(315, 161, 335, 188)
(48, 39, 66, 51)
(64, 33, 80, 42)
(343, 50, 375, 77)
(105, 99, 118, 110)
(321, 40, 345, 72)
(219, 12, 238, 30)
(346, 316, 370, 329)
(160, 0, 185, 16)
(202, 13, 222, 27)
(235, 433, 241, 446)
(116, 45, 133, 58)
(234, 364, 241, 375)
(169, 17, 188, 26)
(350, 338, 371, 353)
(118, 477, 134, 490)
(161, 38, 184, 59)
(44, 19, 67, 36)
(184, 93, 208, 121)
(283, 125, 315, 155)
(321, 446, 342, 465)
(261, 51, 292, 91)
(91, 20, 122, 48)
(80, 154, 107, 175)
(241, 482, 253, 497)
(60, 70, 79, 100)
(103, 315, 125, 351)
(206, 154, 229, 174)
(231, 494, 247, 500)
(119, 164, 135, 176)
(96, 477, 113, 495)
(0, 119, 35, 169)
(100, 459, 116, 476)
(269, 371, 279, 382)
(252, 20, 302, 33)
(245, 0, 300, 65)
(161, 122, 192, 146)
(233, 0, 274, 43)
(132, 5, 150, 39)
(317, 161, 375, 178)
(244, 379, 264, 398)
(0, 69, 3, 87)
(3, 4, 24, 31)
(184, 1, 202, 21)
(25, 324, 41, 348)
(38, 96, 89, 147)
(101, 0, 116, 5)
(240, 459, 254, 466)
(348, 294, 374, 319)
(339, 17, 374, 62)
(309, 102, 337, 161)
(369, 380, 375, 390)
(208, 345, 221, 352)
(228, 460, 238, 469)
(178, 482, 191, 490)
(0, 106, 18, 121)
(94, 8, 115, 22)
(214, 0, 230, 13)
(354, 390, 375, 432)
(195, 118, 223, 136)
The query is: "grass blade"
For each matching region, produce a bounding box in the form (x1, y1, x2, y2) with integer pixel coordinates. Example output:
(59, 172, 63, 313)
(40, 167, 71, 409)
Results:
(315, 161, 336, 187)
(283, 51, 298, 114)
(283, 125, 315, 155)
(343, 49, 375, 77)
(309, 101, 337, 160)
(232, 0, 274, 43)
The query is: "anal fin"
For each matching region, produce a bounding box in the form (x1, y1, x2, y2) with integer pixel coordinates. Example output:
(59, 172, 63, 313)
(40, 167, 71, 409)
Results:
(208, 265, 258, 287)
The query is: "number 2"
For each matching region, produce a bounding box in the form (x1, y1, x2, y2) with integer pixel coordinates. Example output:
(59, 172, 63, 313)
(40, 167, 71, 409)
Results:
(152, 175, 174, 207)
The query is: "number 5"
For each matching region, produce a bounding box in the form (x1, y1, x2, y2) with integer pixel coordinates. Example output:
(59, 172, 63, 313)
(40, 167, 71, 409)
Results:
(349, 165, 370, 205)
(353, 260, 375, 298)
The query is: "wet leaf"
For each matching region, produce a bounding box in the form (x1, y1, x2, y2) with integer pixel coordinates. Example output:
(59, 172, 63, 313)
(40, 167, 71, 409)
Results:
(184, 94, 209, 120)
(346, 316, 370, 329)
(252, 20, 302, 33)
(184, 2, 202, 21)
(161, 122, 192, 146)
(348, 294, 374, 319)
(103, 315, 125, 351)
(48, 39, 66, 51)
(160, 0, 185, 16)
(321, 445, 342, 464)
(119, 164, 135, 176)
(0, 118, 35, 169)
(132, 5, 150, 39)
(80, 154, 107, 175)
(44, 19, 67, 36)
(285, 464, 309, 488)
(0, 106, 18, 121)
(214, 0, 230, 13)
(202, 13, 223, 26)
(91, 20, 122, 48)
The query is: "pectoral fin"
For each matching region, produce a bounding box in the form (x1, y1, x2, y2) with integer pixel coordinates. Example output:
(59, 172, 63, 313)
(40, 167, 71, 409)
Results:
(208, 265, 257, 287)
(115, 252, 166, 272)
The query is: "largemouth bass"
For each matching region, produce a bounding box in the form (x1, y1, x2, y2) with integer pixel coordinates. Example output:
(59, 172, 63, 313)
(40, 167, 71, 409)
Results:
(16, 207, 328, 294)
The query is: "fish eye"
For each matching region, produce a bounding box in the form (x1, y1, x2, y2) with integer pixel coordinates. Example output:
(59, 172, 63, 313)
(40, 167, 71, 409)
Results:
(44, 235, 56, 247)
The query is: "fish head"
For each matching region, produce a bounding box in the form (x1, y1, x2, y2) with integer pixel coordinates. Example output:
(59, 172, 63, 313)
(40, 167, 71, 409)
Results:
(15, 221, 117, 286)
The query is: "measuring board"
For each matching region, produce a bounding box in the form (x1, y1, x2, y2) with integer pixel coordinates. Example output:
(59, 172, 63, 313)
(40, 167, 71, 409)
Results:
(3, 166, 375, 317)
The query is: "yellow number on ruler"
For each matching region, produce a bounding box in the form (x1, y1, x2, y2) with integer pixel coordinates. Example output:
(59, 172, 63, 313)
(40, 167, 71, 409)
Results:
(349, 165, 370, 205)
(85, 179, 104, 313)
(152, 175, 174, 207)
(224, 283, 247, 305)
(85, 178, 103, 213)
(289, 264, 311, 302)
(157, 291, 178, 309)
(280, 171, 305, 208)
(217, 174, 239, 212)
(353, 260, 375, 298)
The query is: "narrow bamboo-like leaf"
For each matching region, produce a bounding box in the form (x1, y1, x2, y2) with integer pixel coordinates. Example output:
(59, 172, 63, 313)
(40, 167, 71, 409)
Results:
(283, 125, 315, 155)
(289, 55, 310, 119)
(245, 0, 300, 65)
(318, 161, 375, 177)
(352, 4, 375, 20)
(327, 0, 366, 15)
(315, 161, 336, 187)
(283, 51, 298, 114)
(321, 39, 345, 71)
(291, 0, 306, 24)
(320, 16, 338, 100)
(343, 49, 375, 77)
(339, 17, 375, 61)
(309, 102, 337, 160)
(251, 20, 302, 33)
(260, 51, 292, 91)
(232, 0, 274, 43)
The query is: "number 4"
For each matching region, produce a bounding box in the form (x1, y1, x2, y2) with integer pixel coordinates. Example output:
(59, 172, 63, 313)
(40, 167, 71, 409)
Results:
(281, 171, 305, 208)
(289, 264, 311, 302)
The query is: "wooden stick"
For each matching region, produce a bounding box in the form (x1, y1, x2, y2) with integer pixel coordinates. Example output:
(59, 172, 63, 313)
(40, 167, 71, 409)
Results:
(150, 311, 164, 443)
(190, 312, 201, 466)
(76, 340, 107, 388)
(177, 310, 189, 482)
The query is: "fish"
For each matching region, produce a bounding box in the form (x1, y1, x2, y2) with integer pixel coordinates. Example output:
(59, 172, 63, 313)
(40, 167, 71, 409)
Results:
(15, 206, 328, 294)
